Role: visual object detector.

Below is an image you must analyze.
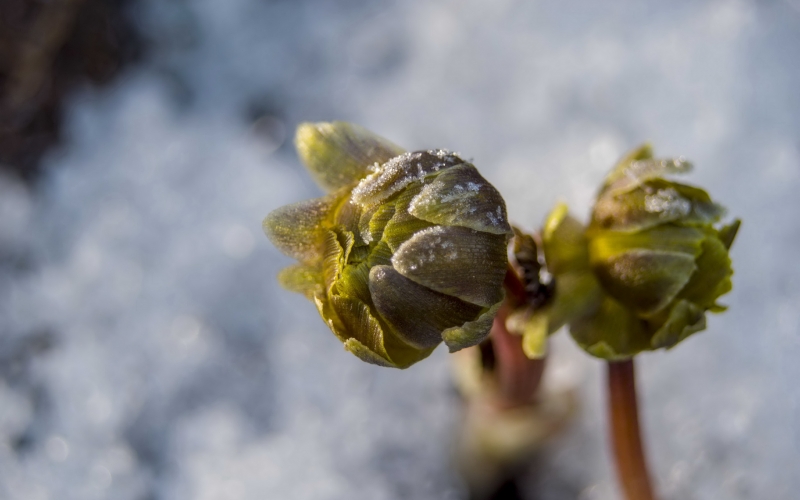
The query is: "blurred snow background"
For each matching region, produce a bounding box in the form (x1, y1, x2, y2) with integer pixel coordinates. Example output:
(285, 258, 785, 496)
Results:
(1, 0, 799, 499)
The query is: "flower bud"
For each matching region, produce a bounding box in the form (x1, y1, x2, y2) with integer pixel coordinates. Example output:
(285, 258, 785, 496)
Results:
(532, 145, 739, 359)
(264, 122, 512, 368)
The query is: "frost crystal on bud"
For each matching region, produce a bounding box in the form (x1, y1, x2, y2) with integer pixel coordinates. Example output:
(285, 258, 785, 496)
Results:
(532, 144, 739, 360)
(264, 122, 511, 368)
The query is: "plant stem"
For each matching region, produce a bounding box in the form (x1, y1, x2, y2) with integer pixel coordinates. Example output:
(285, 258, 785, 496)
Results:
(491, 267, 546, 408)
(607, 359, 657, 500)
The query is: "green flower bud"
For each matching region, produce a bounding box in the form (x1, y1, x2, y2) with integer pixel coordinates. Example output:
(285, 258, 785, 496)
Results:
(532, 144, 739, 360)
(264, 122, 512, 368)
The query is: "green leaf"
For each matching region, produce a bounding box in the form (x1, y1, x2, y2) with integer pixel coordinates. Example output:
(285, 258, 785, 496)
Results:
(392, 225, 508, 307)
(547, 269, 604, 330)
(542, 203, 591, 275)
(569, 296, 650, 360)
(677, 233, 734, 309)
(442, 301, 502, 352)
(295, 122, 405, 192)
(408, 164, 512, 234)
(589, 225, 704, 315)
(368, 265, 482, 349)
(592, 249, 697, 316)
(263, 195, 336, 264)
(650, 299, 706, 349)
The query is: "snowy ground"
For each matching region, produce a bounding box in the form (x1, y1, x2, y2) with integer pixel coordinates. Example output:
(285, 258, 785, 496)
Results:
(1, 0, 799, 499)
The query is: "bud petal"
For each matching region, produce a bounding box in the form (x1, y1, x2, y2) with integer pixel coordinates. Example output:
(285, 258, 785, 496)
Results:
(263, 195, 336, 264)
(541, 145, 739, 359)
(506, 308, 549, 359)
(351, 150, 462, 207)
(570, 296, 650, 360)
(542, 203, 590, 275)
(601, 144, 692, 195)
(650, 299, 706, 349)
(392, 225, 507, 307)
(267, 123, 509, 368)
(369, 265, 482, 349)
(277, 264, 322, 299)
(442, 301, 503, 353)
(591, 179, 726, 233)
(676, 233, 734, 309)
(295, 122, 405, 192)
(329, 295, 393, 362)
(589, 226, 704, 315)
(381, 184, 436, 251)
(408, 164, 512, 234)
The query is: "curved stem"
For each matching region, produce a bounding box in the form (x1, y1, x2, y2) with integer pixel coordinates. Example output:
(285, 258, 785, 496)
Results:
(607, 359, 657, 500)
(490, 267, 546, 408)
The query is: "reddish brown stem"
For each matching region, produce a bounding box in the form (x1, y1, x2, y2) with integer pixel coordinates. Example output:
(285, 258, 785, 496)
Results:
(608, 359, 657, 500)
(490, 267, 546, 408)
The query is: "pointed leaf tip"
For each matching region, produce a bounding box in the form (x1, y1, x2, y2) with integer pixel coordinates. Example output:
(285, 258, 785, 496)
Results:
(295, 122, 405, 192)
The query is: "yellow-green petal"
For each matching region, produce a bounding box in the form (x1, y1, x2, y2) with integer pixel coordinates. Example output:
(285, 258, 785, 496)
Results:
(519, 310, 549, 359)
(344, 338, 396, 368)
(358, 202, 395, 244)
(321, 230, 345, 293)
(295, 122, 405, 192)
(263, 195, 336, 264)
(589, 225, 705, 259)
(330, 295, 391, 362)
(333, 199, 363, 240)
(277, 264, 322, 299)
(336, 262, 373, 307)
(542, 203, 591, 275)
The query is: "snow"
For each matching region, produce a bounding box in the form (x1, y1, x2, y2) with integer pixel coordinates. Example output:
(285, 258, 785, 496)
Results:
(1, 0, 799, 499)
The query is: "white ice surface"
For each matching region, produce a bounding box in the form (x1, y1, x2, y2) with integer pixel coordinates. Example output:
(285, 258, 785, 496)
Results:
(1, 0, 799, 499)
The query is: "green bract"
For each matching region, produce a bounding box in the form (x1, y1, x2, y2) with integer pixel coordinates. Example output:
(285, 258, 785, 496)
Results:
(518, 144, 739, 360)
(264, 122, 512, 368)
